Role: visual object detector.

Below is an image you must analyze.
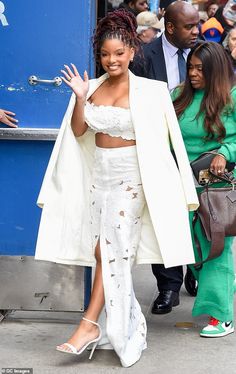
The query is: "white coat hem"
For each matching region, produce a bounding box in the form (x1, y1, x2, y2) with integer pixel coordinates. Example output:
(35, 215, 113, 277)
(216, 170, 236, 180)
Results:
(136, 258, 164, 265)
(35, 256, 96, 267)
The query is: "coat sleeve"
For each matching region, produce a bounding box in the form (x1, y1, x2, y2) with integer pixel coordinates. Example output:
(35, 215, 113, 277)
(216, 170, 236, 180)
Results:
(36, 75, 105, 208)
(161, 84, 199, 211)
(37, 93, 76, 207)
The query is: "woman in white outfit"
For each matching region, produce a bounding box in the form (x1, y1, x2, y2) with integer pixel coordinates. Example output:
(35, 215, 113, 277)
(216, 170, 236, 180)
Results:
(35, 9, 198, 367)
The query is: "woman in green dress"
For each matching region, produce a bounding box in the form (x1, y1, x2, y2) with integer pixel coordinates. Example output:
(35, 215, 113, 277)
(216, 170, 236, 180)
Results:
(173, 41, 236, 338)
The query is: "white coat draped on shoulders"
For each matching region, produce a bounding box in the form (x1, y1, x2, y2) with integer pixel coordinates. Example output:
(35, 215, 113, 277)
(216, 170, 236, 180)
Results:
(35, 70, 199, 268)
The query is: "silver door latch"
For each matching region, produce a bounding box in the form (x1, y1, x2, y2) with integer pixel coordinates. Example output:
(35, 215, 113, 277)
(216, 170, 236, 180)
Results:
(28, 75, 62, 86)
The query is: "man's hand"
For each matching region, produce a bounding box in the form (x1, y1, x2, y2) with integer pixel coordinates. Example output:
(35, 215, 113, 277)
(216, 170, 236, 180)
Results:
(157, 7, 165, 20)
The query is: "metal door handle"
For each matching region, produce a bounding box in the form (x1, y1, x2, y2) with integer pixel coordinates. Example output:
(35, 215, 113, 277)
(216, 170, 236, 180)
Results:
(28, 75, 62, 86)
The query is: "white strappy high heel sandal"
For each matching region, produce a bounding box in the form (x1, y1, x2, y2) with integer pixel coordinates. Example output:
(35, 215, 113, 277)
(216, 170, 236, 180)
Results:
(56, 317, 102, 360)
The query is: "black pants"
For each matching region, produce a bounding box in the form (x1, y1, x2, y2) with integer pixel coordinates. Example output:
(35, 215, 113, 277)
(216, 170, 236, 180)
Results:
(151, 264, 183, 292)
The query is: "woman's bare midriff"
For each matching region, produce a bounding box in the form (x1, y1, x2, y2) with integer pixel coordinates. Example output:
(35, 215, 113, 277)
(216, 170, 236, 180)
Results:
(95, 133, 136, 148)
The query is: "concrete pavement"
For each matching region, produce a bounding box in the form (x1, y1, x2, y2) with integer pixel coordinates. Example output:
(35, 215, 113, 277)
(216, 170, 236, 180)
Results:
(0, 263, 235, 374)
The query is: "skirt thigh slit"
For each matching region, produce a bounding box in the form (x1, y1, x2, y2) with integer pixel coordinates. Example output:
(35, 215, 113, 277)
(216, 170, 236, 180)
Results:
(89, 146, 147, 367)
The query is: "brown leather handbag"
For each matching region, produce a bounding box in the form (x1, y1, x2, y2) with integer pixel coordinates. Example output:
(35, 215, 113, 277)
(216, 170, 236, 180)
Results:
(193, 171, 236, 269)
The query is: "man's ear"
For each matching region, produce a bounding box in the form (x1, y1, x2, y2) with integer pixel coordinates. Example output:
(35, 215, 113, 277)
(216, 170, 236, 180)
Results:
(166, 21, 175, 35)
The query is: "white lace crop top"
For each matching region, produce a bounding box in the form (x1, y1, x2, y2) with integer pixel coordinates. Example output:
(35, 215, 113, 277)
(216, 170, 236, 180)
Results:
(84, 101, 135, 140)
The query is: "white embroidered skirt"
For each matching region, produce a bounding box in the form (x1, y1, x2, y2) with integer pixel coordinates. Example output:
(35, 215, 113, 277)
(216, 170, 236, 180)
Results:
(90, 145, 147, 367)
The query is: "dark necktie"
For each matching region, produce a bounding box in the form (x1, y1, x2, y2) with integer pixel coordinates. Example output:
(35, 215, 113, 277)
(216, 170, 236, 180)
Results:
(177, 49, 186, 84)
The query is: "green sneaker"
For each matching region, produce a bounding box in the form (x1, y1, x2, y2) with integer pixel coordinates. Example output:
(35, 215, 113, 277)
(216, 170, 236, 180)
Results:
(200, 317, 234, 338)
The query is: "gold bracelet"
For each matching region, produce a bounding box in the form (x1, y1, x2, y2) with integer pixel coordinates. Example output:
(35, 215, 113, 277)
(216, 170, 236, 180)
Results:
(217, 153, 226, 161)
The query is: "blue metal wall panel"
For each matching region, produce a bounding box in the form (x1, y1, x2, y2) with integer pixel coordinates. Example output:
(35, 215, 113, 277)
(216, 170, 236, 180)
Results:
(0, 140, 54, 255)
(0, 0, 96, 128)
(0, 0, 97, 255)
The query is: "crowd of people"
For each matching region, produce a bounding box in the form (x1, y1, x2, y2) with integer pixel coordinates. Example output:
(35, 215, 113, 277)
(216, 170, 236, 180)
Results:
(33, 0, 236, 369)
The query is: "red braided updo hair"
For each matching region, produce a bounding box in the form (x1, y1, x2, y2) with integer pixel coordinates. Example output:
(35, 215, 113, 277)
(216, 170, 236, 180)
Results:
(93, 9, 140, 65)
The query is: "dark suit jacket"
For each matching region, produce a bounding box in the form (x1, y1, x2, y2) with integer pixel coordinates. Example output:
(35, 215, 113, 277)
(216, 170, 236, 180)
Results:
(131, 35, 168, 82)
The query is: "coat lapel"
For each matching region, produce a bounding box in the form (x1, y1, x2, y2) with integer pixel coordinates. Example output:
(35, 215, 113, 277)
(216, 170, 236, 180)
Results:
(151, 36, 167, 82)
(87, 73, 108, 99)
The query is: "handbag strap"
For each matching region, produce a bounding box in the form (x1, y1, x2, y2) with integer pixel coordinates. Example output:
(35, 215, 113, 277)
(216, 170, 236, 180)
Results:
(193, 184, 225, 270)
(192, 212, 203, 270)
(209, 170, 236, 184)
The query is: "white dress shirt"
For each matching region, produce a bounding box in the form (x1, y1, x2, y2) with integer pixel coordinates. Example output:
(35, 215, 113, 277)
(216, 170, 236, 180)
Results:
(162, 33, 190, 92)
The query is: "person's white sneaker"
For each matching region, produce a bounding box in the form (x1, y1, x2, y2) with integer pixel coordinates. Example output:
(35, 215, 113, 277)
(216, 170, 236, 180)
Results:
(200, 317, 234, 338)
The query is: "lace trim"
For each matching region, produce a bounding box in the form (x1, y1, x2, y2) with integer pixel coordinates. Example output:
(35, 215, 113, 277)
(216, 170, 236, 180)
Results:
(84, 101, 135, 141)
(89, 102, 130, 111)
